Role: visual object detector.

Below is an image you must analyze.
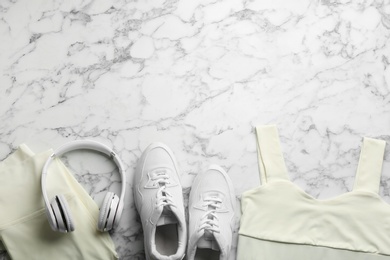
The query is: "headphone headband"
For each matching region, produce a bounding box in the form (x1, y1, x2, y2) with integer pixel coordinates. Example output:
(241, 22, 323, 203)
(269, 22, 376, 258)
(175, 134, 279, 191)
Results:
(41, 140, 126, 232)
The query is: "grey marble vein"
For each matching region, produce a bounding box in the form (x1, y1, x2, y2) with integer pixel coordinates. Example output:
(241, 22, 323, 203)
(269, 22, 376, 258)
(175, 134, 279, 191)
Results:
(1, 0, 390, 259)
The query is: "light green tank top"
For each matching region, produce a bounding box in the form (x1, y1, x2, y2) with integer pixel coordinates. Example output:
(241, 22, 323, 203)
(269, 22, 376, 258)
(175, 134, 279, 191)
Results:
(237, 125, 390, 259)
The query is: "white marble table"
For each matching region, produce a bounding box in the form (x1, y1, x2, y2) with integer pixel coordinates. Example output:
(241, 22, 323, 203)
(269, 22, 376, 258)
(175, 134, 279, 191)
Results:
(1, 0, 390, 259)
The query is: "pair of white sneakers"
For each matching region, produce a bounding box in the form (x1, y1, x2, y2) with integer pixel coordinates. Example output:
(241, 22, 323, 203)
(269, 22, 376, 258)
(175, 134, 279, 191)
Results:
(134, 143, 236, 260)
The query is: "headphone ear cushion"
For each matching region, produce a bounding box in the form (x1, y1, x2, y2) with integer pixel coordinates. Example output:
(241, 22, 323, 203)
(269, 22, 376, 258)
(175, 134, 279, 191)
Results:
(98, 192, 119, 232)
(51, 195, 74, 233)
(58, 195, 75, 232)
(46, 203, 59, 231)
(106, 194, 119, 231)
(50, 196, 67, 233)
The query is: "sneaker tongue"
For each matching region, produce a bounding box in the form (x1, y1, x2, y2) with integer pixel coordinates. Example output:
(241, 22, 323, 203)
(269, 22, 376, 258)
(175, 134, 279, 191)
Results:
(197, 231, 220, 251)
(156, 206, 178, 226)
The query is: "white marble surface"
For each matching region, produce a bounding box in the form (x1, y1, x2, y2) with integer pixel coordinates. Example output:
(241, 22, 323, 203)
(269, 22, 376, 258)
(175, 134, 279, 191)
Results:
(1, 0, 390, 259)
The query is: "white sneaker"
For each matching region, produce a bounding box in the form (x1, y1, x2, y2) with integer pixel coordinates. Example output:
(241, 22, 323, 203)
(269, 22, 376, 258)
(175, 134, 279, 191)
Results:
(187, 165, 236, 260)
(134, 143, 187, 260)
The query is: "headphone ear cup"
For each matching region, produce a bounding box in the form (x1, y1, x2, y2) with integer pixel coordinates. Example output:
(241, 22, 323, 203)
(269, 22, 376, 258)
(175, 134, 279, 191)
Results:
(57, 194, 75, 232)
(98, 192, 119, 232)
(106, 194, 119, 231)
(98, 192, 113, 232)
(50, 196, 66, 233)
(51, 195, 74, 233)
(46, 203, 59, 231)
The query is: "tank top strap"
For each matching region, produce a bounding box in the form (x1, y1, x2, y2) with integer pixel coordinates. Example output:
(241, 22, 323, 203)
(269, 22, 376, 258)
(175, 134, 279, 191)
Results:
(256, 125, 289, 184)
(353, 137, 386, 194)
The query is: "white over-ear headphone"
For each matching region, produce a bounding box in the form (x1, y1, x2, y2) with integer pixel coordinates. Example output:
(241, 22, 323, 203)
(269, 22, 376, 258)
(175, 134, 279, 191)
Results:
(41, 140, 126, 233)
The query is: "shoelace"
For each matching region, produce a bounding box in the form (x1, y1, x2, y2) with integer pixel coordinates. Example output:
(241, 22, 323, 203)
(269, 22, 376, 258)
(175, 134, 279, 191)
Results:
(152, 169, 176, 208)
(199, 197, 222, 233)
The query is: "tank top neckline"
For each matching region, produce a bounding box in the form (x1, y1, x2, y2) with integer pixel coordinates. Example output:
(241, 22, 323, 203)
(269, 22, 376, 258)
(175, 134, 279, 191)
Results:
(255, 125, 386, 199)
(248, 179, 389, 206)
